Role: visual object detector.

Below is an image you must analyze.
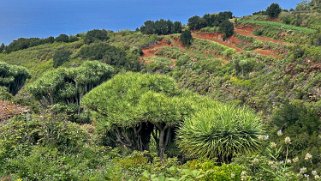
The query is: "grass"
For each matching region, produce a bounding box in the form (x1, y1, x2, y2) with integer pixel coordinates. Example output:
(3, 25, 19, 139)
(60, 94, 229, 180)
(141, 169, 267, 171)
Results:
(108, 31, 161, 49)
(239, 19, 316, 34)
(0, 41, 84, 84)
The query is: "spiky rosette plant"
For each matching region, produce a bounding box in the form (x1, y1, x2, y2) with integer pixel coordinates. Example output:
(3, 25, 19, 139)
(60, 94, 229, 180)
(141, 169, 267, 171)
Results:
(178, 105, 263, 163)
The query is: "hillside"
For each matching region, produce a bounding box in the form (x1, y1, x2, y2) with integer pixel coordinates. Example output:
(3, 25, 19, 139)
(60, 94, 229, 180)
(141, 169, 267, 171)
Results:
(1, 2, 321, 180)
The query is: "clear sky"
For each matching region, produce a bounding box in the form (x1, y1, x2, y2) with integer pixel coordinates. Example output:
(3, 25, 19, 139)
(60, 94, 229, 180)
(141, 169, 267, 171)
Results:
(0, 0, 301, 44)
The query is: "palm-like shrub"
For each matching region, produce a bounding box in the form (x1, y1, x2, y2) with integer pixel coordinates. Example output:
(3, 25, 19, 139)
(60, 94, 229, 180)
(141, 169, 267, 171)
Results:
(0, 61, 30, 95)
(178, 105, 263, 163)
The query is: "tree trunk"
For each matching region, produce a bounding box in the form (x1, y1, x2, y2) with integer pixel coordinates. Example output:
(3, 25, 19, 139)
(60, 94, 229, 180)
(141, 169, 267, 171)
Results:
(159, 128, 166, 161)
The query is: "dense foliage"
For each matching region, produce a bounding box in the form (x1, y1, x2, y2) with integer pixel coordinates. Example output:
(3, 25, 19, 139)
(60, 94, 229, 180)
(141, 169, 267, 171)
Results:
(83, 73, 197, 158)
(219, 20, 235, 39)
(2, 1, 321, 180)
(266, 3, 282, 18)
(3, 34, 78, 53)
(0, 61, 30, 95)
(84, 29, 109, 44)
(78, 42, 141, 70)
(29, 61, 114, 122)
(180, 30, 193, 46)
(178, 105, 263, 163)
(52, 49, 72, 68)
(188, 11, 233, 30)
(55, 34, 78, 43)
(140, 19, 182, 35)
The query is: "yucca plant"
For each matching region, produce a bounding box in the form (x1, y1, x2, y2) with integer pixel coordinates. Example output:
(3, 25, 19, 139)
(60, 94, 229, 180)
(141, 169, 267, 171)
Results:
(178, 104, 263, 163)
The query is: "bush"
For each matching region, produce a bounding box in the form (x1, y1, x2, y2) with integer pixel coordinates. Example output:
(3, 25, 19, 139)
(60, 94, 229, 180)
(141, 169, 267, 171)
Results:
(253, 28, 264, 36)
(311, 30, 321, 46)
(0, 116, 117, 180)
(84, 29, 109, 44)
(180, 30, 193, 47)
(53, 49, 72, 68)
(0, 87, 12, 100)
(79, 43, 140, 70)
(55, 34, 70, 42)
(178, 105, 263, 163)
(233, 58, 257, 77)
(272, 102, 321, 159)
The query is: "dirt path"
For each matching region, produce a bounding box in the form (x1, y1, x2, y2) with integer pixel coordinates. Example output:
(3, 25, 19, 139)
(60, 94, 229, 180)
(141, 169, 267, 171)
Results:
(235, 26, 290, 45)
(254, 48, 280, 59)
(0, 100, 29, 121)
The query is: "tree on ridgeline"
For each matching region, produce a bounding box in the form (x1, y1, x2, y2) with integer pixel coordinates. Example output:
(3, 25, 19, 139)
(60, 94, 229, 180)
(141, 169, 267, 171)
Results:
(173, 21, 183, 33)
(140, 19, 182, 35)
(188, 16, 207, 30)
(55, 34, 70, 43)
(266, 3, 282, 18)
(84, 29, 109, 44)
(188, 12, 233, 31)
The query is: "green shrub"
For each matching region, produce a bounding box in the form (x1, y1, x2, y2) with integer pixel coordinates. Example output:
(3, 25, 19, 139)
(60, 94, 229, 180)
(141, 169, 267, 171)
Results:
(55, 34, 70, 43)
(144, 57, 172, 73)
(180, 30, 193, 47)
(84, 29, 109, 44)
(53, 49, 72, 68)
(0, 87, 12, 100)
(78, 42, 140, 70)
(178, 105, 263, 163)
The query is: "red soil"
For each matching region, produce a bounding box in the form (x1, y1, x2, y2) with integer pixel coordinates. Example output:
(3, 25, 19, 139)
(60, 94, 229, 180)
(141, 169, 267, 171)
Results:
(141, 25, 286, 62)
(140, 38, 184, 67)
(193, 30, 283, 59)
(0, 100, 29, 121)
(235, 25, 290, 45)
(141, 38, 184, 58)
(254, 48, 280, 59)
(142, 40, 171, 58)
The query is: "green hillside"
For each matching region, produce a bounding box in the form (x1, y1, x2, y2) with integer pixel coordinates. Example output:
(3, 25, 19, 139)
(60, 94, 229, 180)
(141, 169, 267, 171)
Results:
(1, 2, 321, 180)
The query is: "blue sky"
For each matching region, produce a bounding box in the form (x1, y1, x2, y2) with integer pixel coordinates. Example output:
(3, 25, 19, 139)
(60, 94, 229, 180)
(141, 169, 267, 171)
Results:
(0, 0, 301, 44)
